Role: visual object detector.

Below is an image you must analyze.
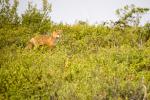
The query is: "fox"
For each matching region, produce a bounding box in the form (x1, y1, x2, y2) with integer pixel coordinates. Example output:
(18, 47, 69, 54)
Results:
(25, 30, 63, 49)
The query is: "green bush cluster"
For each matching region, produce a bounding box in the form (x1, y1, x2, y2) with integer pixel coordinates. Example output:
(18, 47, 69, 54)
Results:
(0, 0, 150, 100)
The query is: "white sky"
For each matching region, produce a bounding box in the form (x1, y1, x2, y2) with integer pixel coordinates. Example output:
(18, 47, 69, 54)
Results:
(17, 0, 150, 25)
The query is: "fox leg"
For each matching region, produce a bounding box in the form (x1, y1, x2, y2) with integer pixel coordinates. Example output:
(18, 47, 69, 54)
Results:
(33, 45, 39, 50)
(25, 42, 33, 49)
(30, 38, 39, 49)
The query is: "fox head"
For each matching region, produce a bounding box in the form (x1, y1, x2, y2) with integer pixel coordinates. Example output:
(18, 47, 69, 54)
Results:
(51, 30, 63, 39)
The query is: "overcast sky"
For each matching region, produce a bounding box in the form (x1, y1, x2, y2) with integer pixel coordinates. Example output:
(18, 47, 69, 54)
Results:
(17, 0, 150, 25)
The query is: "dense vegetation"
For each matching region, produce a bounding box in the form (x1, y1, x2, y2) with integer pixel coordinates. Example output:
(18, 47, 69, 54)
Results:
(0, 0, 150, 100)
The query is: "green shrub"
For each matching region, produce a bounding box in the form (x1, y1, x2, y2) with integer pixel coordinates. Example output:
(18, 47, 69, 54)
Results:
(0, 1, 150, 99)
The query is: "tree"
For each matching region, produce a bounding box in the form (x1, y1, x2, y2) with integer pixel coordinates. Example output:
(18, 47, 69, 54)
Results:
(115, 4, 149, 28)
(21, 0, 52, 33)
(0, 0, 20, 28)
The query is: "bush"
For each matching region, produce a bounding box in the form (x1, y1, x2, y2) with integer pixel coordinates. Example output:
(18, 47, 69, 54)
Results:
(0, 1, 150, 99)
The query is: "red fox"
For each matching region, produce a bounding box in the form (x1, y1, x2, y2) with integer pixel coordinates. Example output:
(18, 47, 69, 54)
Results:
(25, 30, 63, 49)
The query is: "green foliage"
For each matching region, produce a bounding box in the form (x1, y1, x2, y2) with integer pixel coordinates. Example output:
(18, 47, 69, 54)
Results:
(0, 1, 150, 100)
(22, 1, 52, 33)
(0, 0, 20, 28)
(115, 4, 149, 28)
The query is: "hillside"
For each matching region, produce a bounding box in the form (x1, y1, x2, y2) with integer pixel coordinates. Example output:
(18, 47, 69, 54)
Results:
(0, 1, 150, 100)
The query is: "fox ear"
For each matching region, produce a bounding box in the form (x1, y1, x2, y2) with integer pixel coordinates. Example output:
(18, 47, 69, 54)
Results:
(54, 29, 57, 31)
(52, 30, 56, 33)
(58, 30, 63, 33)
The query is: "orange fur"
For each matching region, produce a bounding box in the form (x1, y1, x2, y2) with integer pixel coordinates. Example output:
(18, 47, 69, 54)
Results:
(25, 30, 63, 49)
